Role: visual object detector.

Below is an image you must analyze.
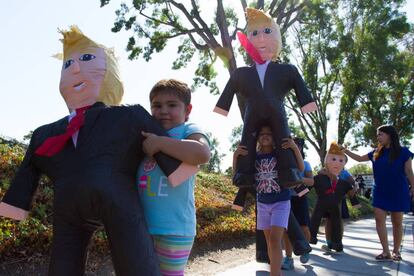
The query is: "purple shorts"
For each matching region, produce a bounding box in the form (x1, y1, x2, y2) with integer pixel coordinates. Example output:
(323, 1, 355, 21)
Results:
(257, 200, 291, 230)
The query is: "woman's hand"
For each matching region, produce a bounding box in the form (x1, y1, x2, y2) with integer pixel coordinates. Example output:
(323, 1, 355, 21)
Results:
(338, 144, 348, 153)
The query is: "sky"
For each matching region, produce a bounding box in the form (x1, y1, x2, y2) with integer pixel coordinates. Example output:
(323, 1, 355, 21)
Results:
(0, 0, 413, 172)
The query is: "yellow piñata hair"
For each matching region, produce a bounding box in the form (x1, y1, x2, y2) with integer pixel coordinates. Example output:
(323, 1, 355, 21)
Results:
(245, 8, 282, 60)
(59, 25, 124, 106)
(328, 141, 345, 156)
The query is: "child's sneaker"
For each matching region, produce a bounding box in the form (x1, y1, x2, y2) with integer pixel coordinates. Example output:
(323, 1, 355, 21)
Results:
(331, 242, 344, 254)
(299, 252, 310, 263)
(309, 236, 318, 245)
(321, 244, 343, 255)
(330, 248, 344, 255)
(321, 244, 332, 253)
(281, 256, 294, 270)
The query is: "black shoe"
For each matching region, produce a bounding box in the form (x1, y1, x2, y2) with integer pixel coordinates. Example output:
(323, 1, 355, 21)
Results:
(309, 236, 318, 245)
(293, 240, 312, 256)
(233, 173, 255, 188)
(330, 242, 343, 252)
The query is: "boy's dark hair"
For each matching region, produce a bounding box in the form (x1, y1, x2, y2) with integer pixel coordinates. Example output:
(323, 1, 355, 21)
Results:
(149, 79, 191, 105)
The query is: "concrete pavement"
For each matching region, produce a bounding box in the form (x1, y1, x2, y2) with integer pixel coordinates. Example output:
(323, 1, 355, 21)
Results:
(216, 214, 414, 275)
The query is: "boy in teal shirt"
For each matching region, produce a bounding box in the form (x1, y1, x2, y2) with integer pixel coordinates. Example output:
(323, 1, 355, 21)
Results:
(137, 79, 210, 275)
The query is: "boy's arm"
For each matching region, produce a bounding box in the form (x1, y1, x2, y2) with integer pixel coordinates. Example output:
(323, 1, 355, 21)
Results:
(142, 131, 210, 166)
(135, 106, 198, 185)
(303, 170, 315, 186)
(344, 175, 357, 197)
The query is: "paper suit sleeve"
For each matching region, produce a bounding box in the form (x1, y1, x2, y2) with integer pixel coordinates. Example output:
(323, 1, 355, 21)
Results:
(213, 70, 238, 116)
(0, 128, 43, 219)
(289, 65, 316, 109)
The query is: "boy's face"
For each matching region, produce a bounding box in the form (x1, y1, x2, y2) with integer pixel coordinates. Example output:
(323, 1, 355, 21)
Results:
(150, 91, 192, 130)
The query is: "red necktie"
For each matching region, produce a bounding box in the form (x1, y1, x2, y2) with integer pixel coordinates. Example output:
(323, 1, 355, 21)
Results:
(325, 178, 337, 195)
(237, 32, 266, 64)
(35, 106, 90, 157)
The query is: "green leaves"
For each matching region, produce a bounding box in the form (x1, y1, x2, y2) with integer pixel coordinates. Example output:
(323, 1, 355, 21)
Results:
(172, 38, 196, 69)
(200, 132, 224, 173)
(100, 0, 414, 158)
(337, 0, 413, 146)
(0, 139, 53, 258)
(101, 0, 308, 98)
(193, 49, 219, 94)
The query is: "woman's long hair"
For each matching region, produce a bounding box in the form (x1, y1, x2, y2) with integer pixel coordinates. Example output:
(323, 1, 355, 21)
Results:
(373, 125, 401, 162)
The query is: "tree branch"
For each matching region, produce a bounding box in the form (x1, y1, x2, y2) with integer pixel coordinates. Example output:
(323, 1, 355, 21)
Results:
(168, 0, 218, 48)
(190, 0, 220, 47)
(188, 33, 209, 50)
(216, 0, 232, 48)
(138, 10, 182, 29)
(256, 0, 265, 10)
(240, 0, 247, 12)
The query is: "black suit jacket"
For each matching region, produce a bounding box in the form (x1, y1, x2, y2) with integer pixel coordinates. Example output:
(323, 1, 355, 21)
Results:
(2, 102, 182, 213)
(313, 174, 353, 206)
(215, 62, 314, 140)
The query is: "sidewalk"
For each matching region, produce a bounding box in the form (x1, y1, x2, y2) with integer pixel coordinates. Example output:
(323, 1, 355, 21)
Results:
(216, 214, 414, 276)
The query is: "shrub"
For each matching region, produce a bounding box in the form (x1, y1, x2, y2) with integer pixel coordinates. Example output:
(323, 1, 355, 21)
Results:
(306, 188, 373, 219)
(194, 172, 256, 244)
(0, 140, 373, 259)
(0, 142, 53, 258)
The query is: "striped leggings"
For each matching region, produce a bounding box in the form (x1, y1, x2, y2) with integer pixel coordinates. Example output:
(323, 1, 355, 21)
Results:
(153, 235, 195, 276)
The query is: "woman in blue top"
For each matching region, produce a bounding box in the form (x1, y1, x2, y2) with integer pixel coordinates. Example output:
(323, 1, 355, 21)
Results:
(343, 125, 414, 261)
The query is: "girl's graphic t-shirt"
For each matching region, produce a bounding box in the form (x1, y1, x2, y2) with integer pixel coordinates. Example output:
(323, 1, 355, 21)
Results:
(255, 151, 291, 204)
(137, 122, 208, 236)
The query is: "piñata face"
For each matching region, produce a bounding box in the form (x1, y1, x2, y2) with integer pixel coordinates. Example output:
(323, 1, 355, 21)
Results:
(325, 153, 346, 176)
(60, 46, 106, 110)
(248, 23, 278, 61)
